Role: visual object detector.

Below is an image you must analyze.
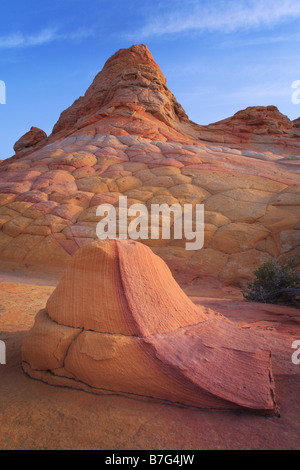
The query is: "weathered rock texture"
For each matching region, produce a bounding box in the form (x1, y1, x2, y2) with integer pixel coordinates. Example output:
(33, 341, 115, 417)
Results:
(22, 239, 279, 415)
(197, 106, 300, 155)
(0, 45, 299, 284)
(13, 127, 47, 156)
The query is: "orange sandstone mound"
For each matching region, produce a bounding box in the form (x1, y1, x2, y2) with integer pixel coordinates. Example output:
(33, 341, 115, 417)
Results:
(13, 126, 48, 156)
(0, 45, 299, 284)
(22, 239, 279, 416)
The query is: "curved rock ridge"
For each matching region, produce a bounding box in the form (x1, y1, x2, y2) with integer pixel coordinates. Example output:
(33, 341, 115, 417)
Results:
(200, 106, 300, 155)
(22, 239, 279, 415)
(0, 44, 299, 284)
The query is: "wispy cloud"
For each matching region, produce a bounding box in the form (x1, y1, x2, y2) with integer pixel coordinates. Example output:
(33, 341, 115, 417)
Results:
(136, 0, 300, 37)
(0, 27, 94, 49)
(223, 32, 300, 48)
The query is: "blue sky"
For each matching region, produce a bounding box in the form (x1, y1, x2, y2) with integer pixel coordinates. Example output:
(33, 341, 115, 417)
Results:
(0, 0, 300, 158)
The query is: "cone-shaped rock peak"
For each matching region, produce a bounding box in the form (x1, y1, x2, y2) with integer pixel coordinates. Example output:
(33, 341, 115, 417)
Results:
(52, 44, 188, 137)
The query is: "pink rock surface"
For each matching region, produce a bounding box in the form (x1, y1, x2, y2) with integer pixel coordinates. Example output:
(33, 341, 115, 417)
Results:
(22, 239, 279, 415)
(14, 127, 47, 155)
(0, 45, 299, 285)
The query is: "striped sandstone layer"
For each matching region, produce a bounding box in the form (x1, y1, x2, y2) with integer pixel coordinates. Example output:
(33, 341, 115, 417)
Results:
(22, 239, 279, 415)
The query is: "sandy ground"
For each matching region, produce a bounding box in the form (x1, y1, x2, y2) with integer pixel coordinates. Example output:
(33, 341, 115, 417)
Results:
(0, 265, 300, 450)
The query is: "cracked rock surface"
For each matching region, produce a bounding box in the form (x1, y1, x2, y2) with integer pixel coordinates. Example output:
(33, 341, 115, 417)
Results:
(0, 45, 299, 285)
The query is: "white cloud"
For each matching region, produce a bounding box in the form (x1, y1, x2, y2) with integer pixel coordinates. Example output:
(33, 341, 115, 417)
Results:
(0, 27, 94, 49)
(137, 0, 300, 37)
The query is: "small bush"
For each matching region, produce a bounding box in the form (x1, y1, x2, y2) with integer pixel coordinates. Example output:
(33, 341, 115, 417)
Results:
(242, 257, 300, 305)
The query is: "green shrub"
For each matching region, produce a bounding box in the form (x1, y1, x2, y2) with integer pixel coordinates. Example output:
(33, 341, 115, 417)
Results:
(242, 257, 300, 304)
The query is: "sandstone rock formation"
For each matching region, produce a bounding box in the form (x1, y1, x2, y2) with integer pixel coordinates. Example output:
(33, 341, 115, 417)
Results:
(197, 106, 300, 155)
(22, 239, 279, 415)
(0, 44, 299, 284)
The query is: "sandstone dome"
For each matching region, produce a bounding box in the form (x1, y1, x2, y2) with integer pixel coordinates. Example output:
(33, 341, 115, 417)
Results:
(22, 239, 279, 415)
(0, 44, 299, 285)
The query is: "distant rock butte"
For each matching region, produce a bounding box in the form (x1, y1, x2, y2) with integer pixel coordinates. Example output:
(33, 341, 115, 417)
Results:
(0, 44, 299, 284)
(22, 239, 279, 415)
(201, 106, 300, 155)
